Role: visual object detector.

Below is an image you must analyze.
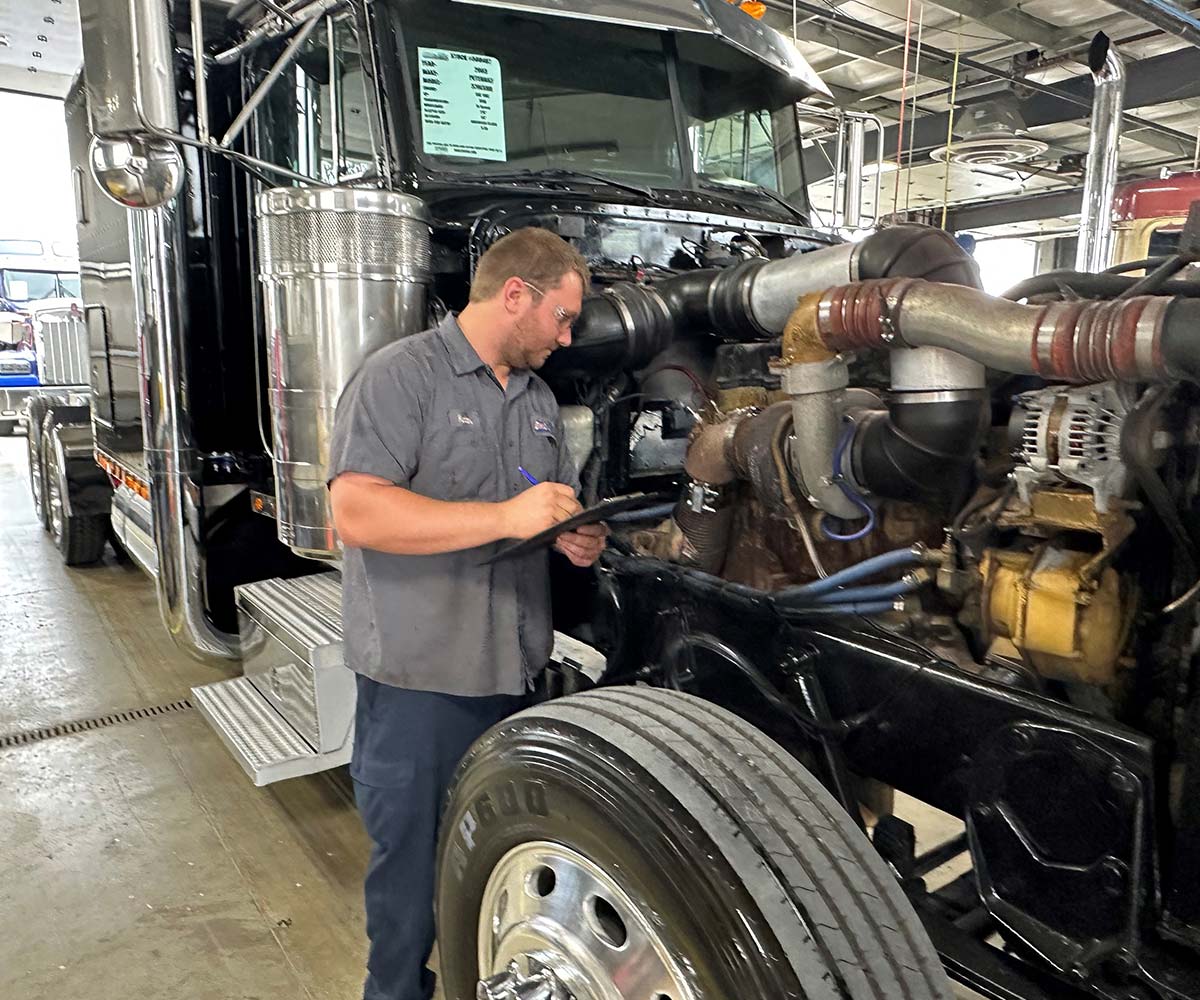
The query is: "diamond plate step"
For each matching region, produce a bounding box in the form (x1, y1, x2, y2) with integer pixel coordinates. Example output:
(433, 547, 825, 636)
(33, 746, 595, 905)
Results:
(236, 572, 344, 666)
(192, 675, 350, 787)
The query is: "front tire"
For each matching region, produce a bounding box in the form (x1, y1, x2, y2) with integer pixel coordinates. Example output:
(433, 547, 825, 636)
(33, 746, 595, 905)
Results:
(438, 687, 951, 1000)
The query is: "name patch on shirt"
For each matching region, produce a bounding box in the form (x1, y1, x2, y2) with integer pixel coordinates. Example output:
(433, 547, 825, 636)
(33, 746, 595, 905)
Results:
(531, 417, 555, 437)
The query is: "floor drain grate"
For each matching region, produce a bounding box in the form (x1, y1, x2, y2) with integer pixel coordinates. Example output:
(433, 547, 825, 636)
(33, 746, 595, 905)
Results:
(0, 699, 194, 750)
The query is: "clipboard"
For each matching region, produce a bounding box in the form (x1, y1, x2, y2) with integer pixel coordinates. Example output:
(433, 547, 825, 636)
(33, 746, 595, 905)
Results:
(482, 491, 670, 564)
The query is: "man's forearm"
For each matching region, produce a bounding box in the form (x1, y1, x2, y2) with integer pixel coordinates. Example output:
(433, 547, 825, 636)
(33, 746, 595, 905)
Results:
(333, 481, 508, 555)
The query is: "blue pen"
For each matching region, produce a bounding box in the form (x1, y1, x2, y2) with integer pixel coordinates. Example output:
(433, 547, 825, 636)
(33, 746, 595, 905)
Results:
(518, 466, 539, 486)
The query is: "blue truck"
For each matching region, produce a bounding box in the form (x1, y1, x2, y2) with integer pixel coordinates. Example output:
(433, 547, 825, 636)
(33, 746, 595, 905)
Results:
(0, 299, 39, 436)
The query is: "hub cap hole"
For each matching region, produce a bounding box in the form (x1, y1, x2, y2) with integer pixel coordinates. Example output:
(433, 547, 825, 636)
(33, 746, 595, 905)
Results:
(589, 895, 627, 949)
(528, 865, 557, 898)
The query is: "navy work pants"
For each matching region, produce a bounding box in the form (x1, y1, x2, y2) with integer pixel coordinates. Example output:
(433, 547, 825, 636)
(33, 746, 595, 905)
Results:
(351, 674, 524, 1000)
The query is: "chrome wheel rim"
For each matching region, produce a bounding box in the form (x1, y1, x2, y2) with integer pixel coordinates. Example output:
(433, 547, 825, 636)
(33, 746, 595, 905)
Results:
(28, 434, 43, 517)
(477, 841, 696, 1000)
(47, 445, 64, 545)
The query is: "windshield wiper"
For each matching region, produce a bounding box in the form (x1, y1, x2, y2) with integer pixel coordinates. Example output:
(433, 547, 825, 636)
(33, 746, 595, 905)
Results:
(696, 177, 808, 225)
(464, 167, 660, 202)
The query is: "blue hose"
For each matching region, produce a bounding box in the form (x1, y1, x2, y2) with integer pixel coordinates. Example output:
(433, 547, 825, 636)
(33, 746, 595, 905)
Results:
(800, 600, 896, 617)
(820, 419, 875, 542)
(776, 546, 923, 601)
(812, 577, 916, 605)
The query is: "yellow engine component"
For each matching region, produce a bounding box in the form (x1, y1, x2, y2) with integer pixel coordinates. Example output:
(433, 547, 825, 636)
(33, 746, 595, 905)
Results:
(980, 547, 1134, 686)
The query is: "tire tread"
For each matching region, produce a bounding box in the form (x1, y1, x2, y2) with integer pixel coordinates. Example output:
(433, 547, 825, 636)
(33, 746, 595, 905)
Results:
(62, 514, 108, 566)
(520, 688, 951, 1000)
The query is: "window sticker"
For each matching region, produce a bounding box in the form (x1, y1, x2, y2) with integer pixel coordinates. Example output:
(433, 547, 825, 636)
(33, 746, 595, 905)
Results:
(418, 47, 506, 161)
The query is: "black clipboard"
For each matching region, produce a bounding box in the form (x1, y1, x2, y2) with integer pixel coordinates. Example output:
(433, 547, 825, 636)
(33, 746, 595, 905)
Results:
(482, 492, 670, 564)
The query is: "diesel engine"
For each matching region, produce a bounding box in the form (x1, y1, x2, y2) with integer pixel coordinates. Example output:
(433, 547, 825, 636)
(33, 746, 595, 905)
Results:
(548, 222, 1200, 812)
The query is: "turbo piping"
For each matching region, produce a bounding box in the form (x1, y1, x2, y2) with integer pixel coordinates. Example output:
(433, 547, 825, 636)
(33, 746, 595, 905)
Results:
(812, 277, 1200, 383)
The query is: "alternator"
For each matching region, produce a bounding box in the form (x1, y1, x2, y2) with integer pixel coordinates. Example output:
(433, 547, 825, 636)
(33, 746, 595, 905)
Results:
(1011, 382, 1134, 513)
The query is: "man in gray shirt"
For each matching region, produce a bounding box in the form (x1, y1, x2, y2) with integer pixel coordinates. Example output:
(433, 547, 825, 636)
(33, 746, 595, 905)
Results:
(328, 227, 606, 1000)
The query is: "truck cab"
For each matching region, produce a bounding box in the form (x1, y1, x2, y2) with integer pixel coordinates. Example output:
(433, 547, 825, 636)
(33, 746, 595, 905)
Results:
(39, 4, 1200, 998)
(0, 242, 81, 434)
(1111, 169, 1200, 263)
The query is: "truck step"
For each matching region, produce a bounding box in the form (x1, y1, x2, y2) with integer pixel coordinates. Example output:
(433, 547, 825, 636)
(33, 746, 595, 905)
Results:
(232, 571, 353, 759)
(236, 572, 344, 664)
(192, 570, 607, 786)
(192, 675, 351, 787)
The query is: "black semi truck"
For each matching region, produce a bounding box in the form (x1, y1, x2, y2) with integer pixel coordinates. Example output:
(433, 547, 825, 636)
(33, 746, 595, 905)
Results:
(26, 3, 1200, 998)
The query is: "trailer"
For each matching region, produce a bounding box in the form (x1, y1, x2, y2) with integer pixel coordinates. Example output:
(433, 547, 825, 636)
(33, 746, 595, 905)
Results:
(28, 2, 1200, 998)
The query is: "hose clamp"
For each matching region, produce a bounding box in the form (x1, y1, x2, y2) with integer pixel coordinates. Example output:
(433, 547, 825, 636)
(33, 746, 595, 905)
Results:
(683, 480, 728, 514)
(1135, 295, 1170, 379)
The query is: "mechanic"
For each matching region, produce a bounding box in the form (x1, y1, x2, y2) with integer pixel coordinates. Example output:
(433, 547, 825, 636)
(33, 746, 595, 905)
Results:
(328, 227, 608, 1000)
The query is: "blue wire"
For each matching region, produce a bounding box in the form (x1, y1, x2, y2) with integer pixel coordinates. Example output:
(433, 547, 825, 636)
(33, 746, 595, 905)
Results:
(820, 419, 875, 542)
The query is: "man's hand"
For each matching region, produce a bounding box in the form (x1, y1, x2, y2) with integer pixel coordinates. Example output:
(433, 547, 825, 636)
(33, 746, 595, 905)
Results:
(554, 522, 608, 567)
(499, 482, 581, 539)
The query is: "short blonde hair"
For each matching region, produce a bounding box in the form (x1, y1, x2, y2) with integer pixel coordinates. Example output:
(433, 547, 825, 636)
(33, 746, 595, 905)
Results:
(470, 227, 591, 303)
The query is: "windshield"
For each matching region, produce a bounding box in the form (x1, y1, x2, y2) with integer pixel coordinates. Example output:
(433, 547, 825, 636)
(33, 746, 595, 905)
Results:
(1, 270, 77, 303)
(393, 5, 808, 212)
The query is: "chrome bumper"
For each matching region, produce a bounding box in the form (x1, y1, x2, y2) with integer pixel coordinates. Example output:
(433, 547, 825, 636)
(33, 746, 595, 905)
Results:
(0, 386, 36, 420)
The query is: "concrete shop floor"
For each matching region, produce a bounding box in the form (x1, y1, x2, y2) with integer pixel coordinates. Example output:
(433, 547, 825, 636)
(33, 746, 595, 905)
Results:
(0, 435, 980, 1000)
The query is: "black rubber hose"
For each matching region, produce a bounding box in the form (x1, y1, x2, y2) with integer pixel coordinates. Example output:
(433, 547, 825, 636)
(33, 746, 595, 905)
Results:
(656, 267, 726, 329)
(853, 396, 989, 504)
(1105, 256, 1169, 275)
(855, 224, 982, 288)
(1160, 298, 1200, 381)
(1118, 254, 1192, 298)
(1004, 271, 1200, 301)
(541, 282, 677, 379)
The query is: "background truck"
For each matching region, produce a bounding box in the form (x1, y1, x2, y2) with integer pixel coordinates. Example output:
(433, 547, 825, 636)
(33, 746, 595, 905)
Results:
(0, 239, 80, 435)
(26, 2, 1200, 998)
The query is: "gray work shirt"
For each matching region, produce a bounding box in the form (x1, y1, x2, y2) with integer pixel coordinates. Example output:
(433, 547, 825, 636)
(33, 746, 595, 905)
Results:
(328, 313, 579, 697)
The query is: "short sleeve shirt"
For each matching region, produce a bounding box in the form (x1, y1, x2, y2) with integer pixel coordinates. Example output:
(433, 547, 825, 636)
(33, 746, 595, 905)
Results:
(327, 313, 580, 697)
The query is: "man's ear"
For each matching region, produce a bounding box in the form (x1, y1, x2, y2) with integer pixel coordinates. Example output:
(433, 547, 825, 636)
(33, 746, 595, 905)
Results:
(500, 275, 526, 314)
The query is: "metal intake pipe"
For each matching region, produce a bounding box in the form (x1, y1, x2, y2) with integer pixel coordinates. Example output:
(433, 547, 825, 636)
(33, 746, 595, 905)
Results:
(664, 227, 986, 539)
(808, 277, 1200, 384)
(1075, 33, 1125, 273)
(782, 356, 860, 520)
(549, 225, 982, 378)
(130, 205, 240, 660)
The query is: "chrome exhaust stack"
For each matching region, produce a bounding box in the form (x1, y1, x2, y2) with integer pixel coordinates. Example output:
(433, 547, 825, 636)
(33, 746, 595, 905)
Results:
(131, 206, 240, 659)
(76, 1, 237, 658)
(1075, 33, 1125, 273)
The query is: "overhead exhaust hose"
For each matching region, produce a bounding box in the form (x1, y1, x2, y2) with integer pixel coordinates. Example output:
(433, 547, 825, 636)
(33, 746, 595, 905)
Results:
(544, 225, 981, 379)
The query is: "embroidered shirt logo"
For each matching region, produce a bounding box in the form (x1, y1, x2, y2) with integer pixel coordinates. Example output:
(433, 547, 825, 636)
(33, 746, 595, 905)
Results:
(454, 411, 475, 426)
(531, 417, 554, 436)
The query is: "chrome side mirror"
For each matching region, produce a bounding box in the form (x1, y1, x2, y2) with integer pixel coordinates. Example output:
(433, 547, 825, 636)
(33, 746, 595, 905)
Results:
(90, 135, 184, 209)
